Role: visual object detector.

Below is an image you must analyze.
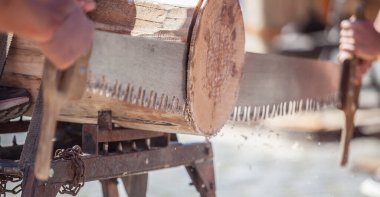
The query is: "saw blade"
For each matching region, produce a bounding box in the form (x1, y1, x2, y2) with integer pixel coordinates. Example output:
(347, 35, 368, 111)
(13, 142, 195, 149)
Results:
(86, 31, 188, 115)
(232, 52, 341, 122)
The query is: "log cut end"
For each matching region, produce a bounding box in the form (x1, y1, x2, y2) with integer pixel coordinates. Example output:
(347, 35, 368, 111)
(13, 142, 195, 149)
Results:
(187, 0, 245, 136)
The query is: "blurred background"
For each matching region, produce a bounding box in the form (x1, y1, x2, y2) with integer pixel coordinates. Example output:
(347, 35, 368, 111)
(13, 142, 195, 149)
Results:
(4, 0, 380, 196)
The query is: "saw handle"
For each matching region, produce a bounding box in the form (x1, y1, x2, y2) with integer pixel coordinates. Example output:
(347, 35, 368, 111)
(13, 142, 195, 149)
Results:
(34, 52, 90, 181)
(339, 59, 361, 166)
(339, 0, 366, 166)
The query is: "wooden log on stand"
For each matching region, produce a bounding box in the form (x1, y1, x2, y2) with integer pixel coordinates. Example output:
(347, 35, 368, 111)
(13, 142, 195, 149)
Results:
(0, 0, 245, 136)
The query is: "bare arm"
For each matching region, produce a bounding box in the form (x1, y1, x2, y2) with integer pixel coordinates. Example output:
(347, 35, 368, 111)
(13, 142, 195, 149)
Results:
(0, 0, 95, 69)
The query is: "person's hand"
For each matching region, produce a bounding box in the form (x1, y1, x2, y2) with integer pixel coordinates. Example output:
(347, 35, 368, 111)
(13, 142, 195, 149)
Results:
(76, 0, 96, 13)
(338, 16, 380, 80)
(339, 16, 380, 61)
(0, 0, 96, 70)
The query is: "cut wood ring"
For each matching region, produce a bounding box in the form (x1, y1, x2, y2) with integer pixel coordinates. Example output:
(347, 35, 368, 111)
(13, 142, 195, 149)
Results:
(187, 0, 245, 135)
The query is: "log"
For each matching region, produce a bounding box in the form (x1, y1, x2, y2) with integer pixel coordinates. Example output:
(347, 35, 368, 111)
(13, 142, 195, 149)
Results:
(0, 0, 245, 136)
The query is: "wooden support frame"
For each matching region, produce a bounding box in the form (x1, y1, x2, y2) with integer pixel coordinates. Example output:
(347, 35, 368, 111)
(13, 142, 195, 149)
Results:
(0, 95, 216, 197)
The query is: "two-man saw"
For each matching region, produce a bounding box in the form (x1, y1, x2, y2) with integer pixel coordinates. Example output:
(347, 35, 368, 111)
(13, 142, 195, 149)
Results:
(2, 0, 358, 180)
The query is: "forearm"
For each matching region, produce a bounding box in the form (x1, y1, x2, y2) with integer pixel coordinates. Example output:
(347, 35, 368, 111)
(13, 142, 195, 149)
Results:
(373, 10, 380, 60)
(0, 0, 78, 42)
(0, 0, 94, 69)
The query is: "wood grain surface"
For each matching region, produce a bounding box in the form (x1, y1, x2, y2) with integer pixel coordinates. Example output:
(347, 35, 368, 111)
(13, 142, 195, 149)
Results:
(187, 0, 245, 135)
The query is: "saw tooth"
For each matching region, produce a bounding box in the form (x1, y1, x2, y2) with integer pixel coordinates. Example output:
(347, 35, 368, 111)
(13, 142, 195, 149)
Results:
(246, 106, 251, 122)
(251, 106, 256, 121)
(247, 106, 251, 122)
(256, 106, 261, 121)
(240, 106, 244, 122)
(164, 95, 169, 112)
(294, 101, 299, 113)
(147, 91, 154, 108)
(111, 80, 118, 97)
(242, 106, 248, 122)
(270, 105, 276, 119)
(232, 107, 237, 121)
(309, 99, 313, 111)
(239, 107, 243, 121)
(103, 82, 109, 97)
(141, 89, 146, 107)
(180, 100, 186, 115)
(299, 100, 303, 112)
(158, 94, 164, 111)
(283, 102, 288, 116)
(234, 106, 238, 122)
(252, 106, 256, 121)
(129, 86, 135, 104)
(170, 96, 177, 113)
(105, 82, 113, 98)
(177, 99, 182, 114)
(311, 100, 315, 111)
(117, 84, 124, 101)
(135, 87, 142, 105)
(291, 101, 295, 115)
(117, 82, 123, 99)
(258, 106, 263, 120)
(123, 84, 130, 102)
(266, 105, 271, 119)
(173, 96, 178, 113)
(288, 101, 294, 115)
(132, 94, 137, 105)
(152, 92, 158, 109)
(240, 106, 245, 122)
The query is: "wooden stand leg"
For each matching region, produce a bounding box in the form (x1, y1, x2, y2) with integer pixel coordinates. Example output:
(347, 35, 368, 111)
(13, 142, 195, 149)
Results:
(21, 167, 61, 197)
(20, 92, 61, 197)
(34, 184, 61, 197)
(186, 160, 216, 197)
(122, 174, 148, 197)
(100, 178, 119, 197)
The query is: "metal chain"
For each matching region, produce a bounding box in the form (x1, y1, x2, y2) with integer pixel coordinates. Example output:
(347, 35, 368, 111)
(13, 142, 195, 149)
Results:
(0, 174, 22, 197)
(53, 145, 85, 196)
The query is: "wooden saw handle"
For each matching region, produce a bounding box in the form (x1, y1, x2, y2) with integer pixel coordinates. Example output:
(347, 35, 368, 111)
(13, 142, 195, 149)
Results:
(339, 0, 366, 166)
(339, 59, 361, 166)
(34, 53, 90, 180)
